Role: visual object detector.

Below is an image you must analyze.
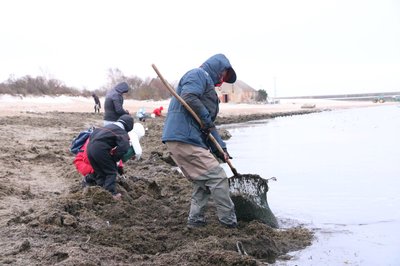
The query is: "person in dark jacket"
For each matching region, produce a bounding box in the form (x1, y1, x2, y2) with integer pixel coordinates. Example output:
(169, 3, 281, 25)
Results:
(92, 93, 101, 113)
(162, 53, 238, 228)
(103, 82, 130, 125)
(85, 114, 134, 199)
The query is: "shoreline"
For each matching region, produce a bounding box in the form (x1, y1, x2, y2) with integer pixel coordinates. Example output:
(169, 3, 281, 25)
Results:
(0, 95, 396, 118)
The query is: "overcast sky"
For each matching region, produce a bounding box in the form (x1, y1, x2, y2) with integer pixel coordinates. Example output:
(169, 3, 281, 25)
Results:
(1, 0, 400, 97)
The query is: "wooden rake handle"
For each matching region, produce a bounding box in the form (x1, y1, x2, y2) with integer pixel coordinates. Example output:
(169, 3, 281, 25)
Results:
(151, 64, 239, 176)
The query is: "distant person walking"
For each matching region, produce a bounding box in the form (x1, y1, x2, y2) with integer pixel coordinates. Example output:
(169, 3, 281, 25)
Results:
(103, 82, 130, 126)
(92, 93, 101, 113)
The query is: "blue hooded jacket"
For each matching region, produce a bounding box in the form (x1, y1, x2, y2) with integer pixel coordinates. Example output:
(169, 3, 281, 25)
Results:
(104, 82, 130, 122)
(162, 54, 236, 150)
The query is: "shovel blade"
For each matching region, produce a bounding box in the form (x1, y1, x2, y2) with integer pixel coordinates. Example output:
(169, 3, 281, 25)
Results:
(229, 174, 279, 228)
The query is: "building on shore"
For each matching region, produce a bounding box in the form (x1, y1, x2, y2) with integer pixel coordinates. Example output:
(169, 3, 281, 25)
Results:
(217, 80, 257, 103)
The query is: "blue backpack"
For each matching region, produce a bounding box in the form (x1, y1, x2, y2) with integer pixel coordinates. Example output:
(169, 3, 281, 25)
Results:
(70, 127, 95, 155)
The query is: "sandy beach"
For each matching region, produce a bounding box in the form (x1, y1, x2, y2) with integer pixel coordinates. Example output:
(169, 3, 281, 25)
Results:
(0, 95, 396, 265)
(0, 94, 391, 117)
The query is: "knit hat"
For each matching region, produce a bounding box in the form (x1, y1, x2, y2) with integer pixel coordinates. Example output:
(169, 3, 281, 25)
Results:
(117, 114, 134, 132)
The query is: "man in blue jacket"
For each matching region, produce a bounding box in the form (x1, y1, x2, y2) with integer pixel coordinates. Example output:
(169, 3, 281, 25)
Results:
(103, 82, 130, 126)
(162, 54, 238, 228)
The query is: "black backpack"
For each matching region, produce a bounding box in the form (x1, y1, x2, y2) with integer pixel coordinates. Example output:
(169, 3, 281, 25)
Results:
(69, 127, 94, 155)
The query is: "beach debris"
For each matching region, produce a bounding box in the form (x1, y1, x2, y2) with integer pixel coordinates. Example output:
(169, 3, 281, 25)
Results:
(18, 239, 31, 252)
(236, 241, 248, 256)
(301, 103, 316, 109)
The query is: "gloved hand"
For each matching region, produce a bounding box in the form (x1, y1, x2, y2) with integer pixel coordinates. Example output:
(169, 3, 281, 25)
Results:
(224, 148, 233, 160)
(117, 166, 124, 175)
(110, 146, 117, 156)
(201, 126, 213, 136)
(217, 148, 232, 163)
(201, 122, 215, 136)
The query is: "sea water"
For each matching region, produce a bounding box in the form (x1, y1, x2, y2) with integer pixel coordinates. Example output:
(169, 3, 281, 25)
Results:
(223, 105, 400, 266)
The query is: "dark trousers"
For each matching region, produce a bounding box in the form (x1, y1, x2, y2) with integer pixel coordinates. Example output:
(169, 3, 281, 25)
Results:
(94, 104, 100, 113)
(87, 146, 118, 195)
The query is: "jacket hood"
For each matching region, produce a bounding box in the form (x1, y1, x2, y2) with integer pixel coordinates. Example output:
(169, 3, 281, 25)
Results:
(114, 82, 130, 94)
(200, 54, 236, 85)
(117, 114, 134, 132)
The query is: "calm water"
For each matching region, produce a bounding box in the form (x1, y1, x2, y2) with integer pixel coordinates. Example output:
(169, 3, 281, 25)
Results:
(223, 105, 400, 266)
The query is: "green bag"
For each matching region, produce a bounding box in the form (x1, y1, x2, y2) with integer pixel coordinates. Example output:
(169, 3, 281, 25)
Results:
(121, 146, 135, 162)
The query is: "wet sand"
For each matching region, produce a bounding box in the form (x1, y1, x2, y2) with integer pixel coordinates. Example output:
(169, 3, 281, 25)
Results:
(0, 96, 393, 265)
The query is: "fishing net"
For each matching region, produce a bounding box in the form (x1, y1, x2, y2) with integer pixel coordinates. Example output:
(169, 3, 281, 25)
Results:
(229, 174, 279, 228)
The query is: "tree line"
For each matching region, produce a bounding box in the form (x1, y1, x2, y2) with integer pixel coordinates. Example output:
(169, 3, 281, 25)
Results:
(0, 68, 269, 102)
(0, 68, 172, 100)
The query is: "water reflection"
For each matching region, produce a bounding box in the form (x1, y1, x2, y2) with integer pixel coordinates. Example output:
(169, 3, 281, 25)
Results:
(225, 105, 400, 265)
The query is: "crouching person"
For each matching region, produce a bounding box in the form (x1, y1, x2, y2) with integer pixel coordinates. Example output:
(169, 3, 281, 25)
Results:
(86, 114, 134, 200)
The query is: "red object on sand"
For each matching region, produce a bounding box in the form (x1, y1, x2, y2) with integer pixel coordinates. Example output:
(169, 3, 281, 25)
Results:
(153, 106, 164, 117)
